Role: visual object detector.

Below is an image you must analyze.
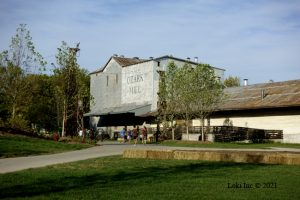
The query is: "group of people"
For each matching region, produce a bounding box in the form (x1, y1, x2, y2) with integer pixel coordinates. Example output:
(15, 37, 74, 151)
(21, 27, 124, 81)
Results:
(119, 125, 148, 145)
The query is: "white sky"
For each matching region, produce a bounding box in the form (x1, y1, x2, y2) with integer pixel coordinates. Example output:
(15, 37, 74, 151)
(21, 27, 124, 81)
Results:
(0, 0, 299, 84)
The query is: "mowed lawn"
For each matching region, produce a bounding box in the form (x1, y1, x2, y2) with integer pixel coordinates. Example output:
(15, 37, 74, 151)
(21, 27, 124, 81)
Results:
(0, 134, 93, 158)
(1, 156, 299, 200)
(161, 140, 300, 149)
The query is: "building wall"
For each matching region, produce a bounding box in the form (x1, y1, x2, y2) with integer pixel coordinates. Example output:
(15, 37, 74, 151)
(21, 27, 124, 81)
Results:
(192, 114, 300, 143)
(154, 57, 225, 111)
(157, 57, 225, 81)
(90, 56, 225, 129)
(90, 58, 122, 113)
(121, 61, 155, 106)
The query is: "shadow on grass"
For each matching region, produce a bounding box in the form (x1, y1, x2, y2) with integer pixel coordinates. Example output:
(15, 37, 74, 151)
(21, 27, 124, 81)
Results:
(0, 160, 268, 199)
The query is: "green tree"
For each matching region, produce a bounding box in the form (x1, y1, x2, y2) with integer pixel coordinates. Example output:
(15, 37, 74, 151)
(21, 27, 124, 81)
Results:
(53, 42, 90, 137)
(224, 76, 240, 87)
(0, 24, 46, 129)
(191, 64, 224, 141)
(158, 62, 224, 141)
(173, 63, 195, 139)
(26, 74, 58, 131)
(157, 61, 178, 140)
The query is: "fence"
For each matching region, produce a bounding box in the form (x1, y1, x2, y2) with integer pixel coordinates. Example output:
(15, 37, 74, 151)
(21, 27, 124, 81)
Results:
(149, 125, 283, 142)
(212, 126, 283, 142)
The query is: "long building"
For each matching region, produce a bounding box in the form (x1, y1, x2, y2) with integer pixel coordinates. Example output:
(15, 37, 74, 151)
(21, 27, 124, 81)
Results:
(87, 55, 300, 143)
(87, 55, 225, 128)
(206, 79, 300, 143)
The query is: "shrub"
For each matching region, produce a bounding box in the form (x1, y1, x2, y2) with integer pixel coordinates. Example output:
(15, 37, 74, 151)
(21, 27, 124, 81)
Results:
(249, 130, 265, 143)
(59, 137, 72, 143)
(53, 133, 60, 141)
(8, 116, 30, 131)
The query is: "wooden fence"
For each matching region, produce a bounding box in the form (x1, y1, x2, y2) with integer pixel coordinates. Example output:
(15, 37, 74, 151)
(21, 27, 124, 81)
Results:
(148, 126, 283, 142)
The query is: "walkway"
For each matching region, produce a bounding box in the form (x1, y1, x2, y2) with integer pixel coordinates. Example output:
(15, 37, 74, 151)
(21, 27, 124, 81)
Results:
(1, 141, 300, 173)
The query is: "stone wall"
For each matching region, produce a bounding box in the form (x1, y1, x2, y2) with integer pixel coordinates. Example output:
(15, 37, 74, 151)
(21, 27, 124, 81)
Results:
(123, 149, 300, 165)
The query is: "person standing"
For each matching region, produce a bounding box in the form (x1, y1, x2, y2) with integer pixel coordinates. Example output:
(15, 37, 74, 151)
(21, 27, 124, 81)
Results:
(142, 126, 148, 145)
(132, 125, 138, 146)
(127, 129, 132, 144)
(120, 127, 126, 143)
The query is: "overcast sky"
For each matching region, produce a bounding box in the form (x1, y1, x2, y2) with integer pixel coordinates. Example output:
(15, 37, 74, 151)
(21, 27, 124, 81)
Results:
(0, 0, 299, 84)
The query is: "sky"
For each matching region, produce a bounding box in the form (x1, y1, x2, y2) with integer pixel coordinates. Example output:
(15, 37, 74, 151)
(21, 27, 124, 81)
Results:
(0, 0, 299, 84)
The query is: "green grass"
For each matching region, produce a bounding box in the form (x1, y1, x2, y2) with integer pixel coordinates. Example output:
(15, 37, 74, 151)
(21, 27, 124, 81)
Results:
(0, 134, 93, 158)
(160, 140, 300, 149)
(0, 156, 299, 200)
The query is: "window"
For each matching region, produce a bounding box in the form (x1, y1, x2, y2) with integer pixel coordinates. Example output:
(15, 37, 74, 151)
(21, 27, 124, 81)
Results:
(106, 76, 109, 86)
(116, 74, 118, 84)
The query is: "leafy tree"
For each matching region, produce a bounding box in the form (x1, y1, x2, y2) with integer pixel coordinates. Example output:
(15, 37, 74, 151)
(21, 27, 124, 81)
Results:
(191, 64, 224, 141)
(0, 24, 46, 129)
(26, 74, 58, 131)
(53, 42, 90, 137)
(224, 76, 240, 87)
(158, 62, 224, 141)
(157, 61, 178, 140)
(173, 63, 195, 139)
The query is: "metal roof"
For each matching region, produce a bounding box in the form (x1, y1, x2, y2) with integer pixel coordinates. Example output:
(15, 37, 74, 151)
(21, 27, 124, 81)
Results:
(113, 56, 148, 67)
(154, 55, 225, 71)
(84, 104, 152, 117)
(90, 55, 225, 75)
(220, 79, 300, 111)
(89, 56, 148, 74)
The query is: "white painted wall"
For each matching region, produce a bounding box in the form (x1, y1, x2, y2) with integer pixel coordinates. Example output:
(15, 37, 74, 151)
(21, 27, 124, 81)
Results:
(121, 61, 154, 105)
(201, 115, 300, 143)
(90, 58, 122, 113)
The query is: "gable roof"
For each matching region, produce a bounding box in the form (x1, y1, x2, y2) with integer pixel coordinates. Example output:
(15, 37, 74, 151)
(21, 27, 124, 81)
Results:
(154, 55, 225, 71)
(114, 56, 148, 67)
(90, 55, 225, 75)
(90, 56, 148, 75)
(220, 79, 300, 111)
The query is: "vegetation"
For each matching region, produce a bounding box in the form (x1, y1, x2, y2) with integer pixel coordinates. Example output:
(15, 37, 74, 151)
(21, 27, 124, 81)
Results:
(0, 134, 92, 158)
(0, 156, 299, 199)
(224, 75, 240, 87)
(157, 62, 223, 141)
(160, 140, 300, 149)
(157, 61, 178, 140)
(53, 42, 91, 137)
(0, 24, 91, 136)
(0, 24, 47, 129)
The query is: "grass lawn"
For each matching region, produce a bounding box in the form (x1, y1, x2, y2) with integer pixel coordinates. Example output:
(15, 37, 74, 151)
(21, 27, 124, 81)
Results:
(0, 156, 299, 200)
(161, 140, 300, 149)
(0, 134, 93, 158)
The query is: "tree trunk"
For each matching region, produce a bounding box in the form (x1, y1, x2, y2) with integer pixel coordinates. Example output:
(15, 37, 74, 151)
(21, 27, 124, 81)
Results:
(185, 114, 190, 141)
(171, 120, 175, 140)
(62, 99, 66, 137)
(12, 103, 16, 119)
(201, 117, 205, 141)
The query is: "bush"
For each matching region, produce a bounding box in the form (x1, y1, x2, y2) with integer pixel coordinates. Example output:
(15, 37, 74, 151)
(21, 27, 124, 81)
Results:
(159, 126, 182, 141)
(8, 116, 30, 131)
(249, 130, 265, 143)
(58, 137, 72, 143)
(53, 133, 60, 141)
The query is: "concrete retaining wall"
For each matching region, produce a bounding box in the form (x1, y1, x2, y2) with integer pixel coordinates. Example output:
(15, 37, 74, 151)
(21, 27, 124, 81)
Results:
(123, 149, 300, 165)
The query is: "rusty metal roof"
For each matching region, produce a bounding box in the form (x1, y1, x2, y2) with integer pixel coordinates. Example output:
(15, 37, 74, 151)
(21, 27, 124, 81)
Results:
(220, 79, 300, 111)
(90, 56, 148, 74)
(113, 56, 147, 67)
